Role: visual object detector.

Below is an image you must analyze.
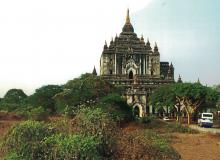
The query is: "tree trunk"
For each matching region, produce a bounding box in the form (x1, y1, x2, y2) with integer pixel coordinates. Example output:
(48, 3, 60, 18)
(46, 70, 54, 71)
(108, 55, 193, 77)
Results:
(187, 113, 191, 125)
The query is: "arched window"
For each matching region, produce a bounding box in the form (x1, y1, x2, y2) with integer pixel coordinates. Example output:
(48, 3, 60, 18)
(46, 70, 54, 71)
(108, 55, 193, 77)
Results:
(129, 70, 133, 79)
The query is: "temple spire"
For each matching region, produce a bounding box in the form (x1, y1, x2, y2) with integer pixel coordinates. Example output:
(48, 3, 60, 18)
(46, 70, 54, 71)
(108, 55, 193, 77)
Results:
(126, 8, 130, 24)
(177, 74, 183, 83)
(92, 66, 97, 76)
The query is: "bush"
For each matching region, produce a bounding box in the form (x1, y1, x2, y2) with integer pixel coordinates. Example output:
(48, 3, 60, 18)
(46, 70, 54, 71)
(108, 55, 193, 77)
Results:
(75, 107, 118, 158)
(3, 152, 22, 160)
(43, 134, 101, 160)
(100, 93, 132, 123)
(116, 129, 181, 160)
(2, 121, 56, 160)
(140, 115, 156, 124)
(166, 123, 198, 133)
(2, 120, 103, 160)
(28, 106, 49, 121)
(64, 105, 80, 118)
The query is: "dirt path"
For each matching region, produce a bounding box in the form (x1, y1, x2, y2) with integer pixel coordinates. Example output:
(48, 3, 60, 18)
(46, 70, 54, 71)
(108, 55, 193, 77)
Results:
(189, 124, 220, 134)
(172, 133, 220, 160)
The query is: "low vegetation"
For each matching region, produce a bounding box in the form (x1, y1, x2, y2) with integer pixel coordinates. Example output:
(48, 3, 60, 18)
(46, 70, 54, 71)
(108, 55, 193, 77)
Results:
(0, 74, 219, 159)
(116, 129, 181, 160)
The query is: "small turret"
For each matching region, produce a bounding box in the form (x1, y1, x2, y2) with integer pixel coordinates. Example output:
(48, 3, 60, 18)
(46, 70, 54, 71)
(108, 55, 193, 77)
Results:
(110, 37, 114, 45)
(177, 74, 183, 83)
(140, 34, 145, 44)
(167, 62, 174, 80)
(154, 42, 159, 52)
(103, 40, 108, 50)
(146, 38, 152, 50)
(92, 66, 97, 76)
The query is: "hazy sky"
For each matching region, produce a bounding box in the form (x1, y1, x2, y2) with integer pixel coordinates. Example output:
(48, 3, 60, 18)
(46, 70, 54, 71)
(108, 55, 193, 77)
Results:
(0, 0, 219, 97)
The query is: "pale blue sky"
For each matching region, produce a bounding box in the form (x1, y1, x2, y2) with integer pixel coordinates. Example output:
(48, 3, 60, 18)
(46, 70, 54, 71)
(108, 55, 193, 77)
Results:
(134, 0, 220, 85)
(0, 0, 219, 97)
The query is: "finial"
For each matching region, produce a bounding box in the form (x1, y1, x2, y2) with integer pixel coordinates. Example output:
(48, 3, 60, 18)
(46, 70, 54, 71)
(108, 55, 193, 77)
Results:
(154, 42, 158, 52)
(146, 38, 150, 45)
(177, 74, 183, 83)
(170, 62, 173, 67)
(116, 33, 118, 38)
(126, 8, 130, 24)
(105, 40, 107, 46)
(92, 66, 97, 76)
(140, 34, 144, 43)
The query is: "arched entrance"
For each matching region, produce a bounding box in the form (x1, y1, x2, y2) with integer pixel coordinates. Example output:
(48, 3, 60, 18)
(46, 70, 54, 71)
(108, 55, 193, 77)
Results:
(129, 70, 133, 79)
(133, 106, 139, 118)
(133, 103, 143, 117)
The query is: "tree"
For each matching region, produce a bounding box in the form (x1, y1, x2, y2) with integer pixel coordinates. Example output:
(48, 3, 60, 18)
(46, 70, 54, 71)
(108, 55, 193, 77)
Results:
(28, 85, 63, 113)
(0, 89, 27, 111)
(213, 84, 220, 110)
(150, 84, 181, 122)
(151, 83, 219, 125)
(54, 73, 114, 113)
(174, 83, 219, 124)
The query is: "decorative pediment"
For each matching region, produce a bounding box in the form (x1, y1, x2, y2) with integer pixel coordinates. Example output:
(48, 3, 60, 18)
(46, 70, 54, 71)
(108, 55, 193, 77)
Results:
(126, 58, 138, 70)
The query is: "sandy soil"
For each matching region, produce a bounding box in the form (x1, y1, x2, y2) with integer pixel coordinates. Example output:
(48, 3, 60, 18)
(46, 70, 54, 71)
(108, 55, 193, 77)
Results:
(172, 133, 220, 160)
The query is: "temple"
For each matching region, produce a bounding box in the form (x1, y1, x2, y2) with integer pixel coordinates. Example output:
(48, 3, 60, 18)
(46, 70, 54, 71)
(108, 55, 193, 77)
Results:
(99, 9, 174, 117)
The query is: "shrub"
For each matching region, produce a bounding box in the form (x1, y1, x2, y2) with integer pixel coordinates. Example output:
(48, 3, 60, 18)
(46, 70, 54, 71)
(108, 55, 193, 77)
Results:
(28, 106, 49, 121)
(3, 152, 22, 160)
(140, 115, 156, 124)
(116, 129, 181, 160)
(43, 134, 101, 160)
(166, 123, 198, 133)
(64, 105, 79, 118)
(100, 93, 132, 123)
(2, 120, 104, 160)
(75, 107, 118, 158)
(2, 120, 55, 160)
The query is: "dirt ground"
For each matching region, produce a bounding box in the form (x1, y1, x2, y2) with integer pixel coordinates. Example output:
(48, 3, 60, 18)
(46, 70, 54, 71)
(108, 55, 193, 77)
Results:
(172, 133, 220, 160)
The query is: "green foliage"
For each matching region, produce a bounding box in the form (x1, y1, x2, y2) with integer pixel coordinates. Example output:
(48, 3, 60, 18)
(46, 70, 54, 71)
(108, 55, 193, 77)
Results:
(15, 106, 49, 121)
(166, 123, 198, 134)
(28, 106, 49, 121)
(75, 107, 118, 158)
(0, 89, 27, 111)
(3, 89, 27, 103)
(150, 84, 175, 109)
(3, 152, 22, 160)
(27, 85, 63, 113)
(43, 134, 101, 160)
(54, 74, 114, 112)
(100, 93, 132, 122)
(2, 121, 56, 160)
(140, 115, 156, 124)
(2, 120, 103, 160)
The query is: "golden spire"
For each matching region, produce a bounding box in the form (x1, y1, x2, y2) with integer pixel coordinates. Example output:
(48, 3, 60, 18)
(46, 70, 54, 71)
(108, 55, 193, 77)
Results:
(126, 8, 130, 24)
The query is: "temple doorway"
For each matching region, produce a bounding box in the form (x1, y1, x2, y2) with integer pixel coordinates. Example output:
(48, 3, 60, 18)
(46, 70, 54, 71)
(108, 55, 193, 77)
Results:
(129, 70, 133, 79)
